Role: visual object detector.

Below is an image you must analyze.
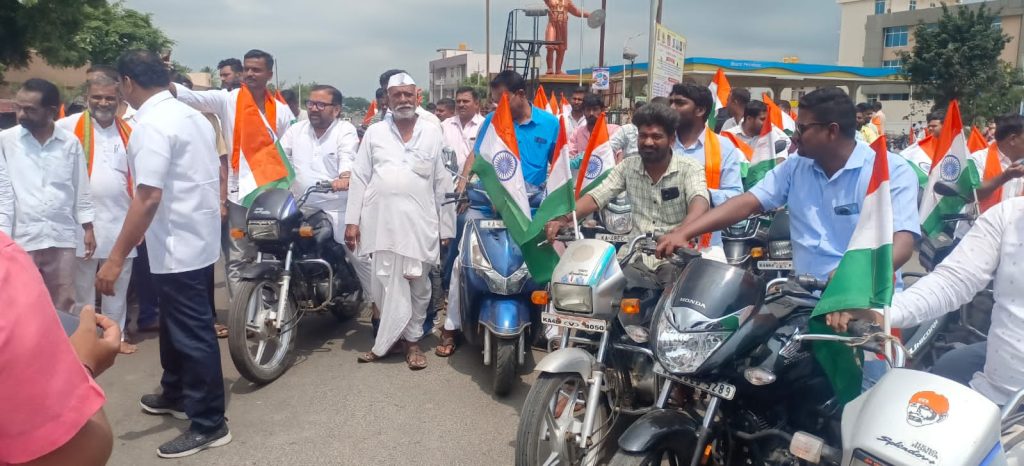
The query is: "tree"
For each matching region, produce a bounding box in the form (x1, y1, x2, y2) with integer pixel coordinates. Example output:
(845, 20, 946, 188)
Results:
(74, 2, 173, 66)
(460, 72, 490, 102)
(343, 96, 370, 112)
(200, 65, 219, 88)
(900, 3, 1024, 123)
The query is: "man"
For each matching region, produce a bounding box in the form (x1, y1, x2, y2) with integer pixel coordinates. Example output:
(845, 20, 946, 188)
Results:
(563, 86, 588, 136)
(779, 99, 795, 118)
(829, 197, 1024, 406)
(926, 109, 945, 139)
(434, 97, 455, 121)
(669, 83, 742, 260)
(170, 49, 295, 301)
(855, 102, 879, 143)
(719, 88, 751, 133)
(568, 93, 620, 159)
(0, 78, 95, 311)
(98, 50, 229, 457)
(610, 100, 647, 160)
(372, 87, 387, 124)
(281, 89, 307, 122)
(378, 69, 440, 127)
(657, 87, 920, 285)
(968, 113, 1024, 213)
(871, 100, 885, 134)
(217, 58, 243, 90)
(435, 70, 559, 357)
(1, 232, 120, 466)
(725, 100, 791, 161)
(345, 72, 455, 369)
(439, 87, 484, 282)
(55, 74, 138, 354)
(545, 102, 709, 286)
(279, 85, 373, 297)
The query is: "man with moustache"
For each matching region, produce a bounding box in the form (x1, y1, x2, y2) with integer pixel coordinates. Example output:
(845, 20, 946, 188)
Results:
(217, 58, 243, 91)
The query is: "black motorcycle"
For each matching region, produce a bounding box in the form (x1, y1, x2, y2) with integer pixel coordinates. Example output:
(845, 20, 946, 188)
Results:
(608, 255, 841, 465)
(227, 182, 364, 384)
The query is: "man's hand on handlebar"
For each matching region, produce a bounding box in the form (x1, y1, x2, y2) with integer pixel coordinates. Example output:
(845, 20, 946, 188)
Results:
(332, 175, 351, 192)
(825, 309, 883, 334)
(654, 229, 693, 259)
(544, 217, 570, 244)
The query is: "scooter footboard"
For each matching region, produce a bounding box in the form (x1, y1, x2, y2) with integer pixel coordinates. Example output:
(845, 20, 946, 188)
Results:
(477, 296, 534, 336)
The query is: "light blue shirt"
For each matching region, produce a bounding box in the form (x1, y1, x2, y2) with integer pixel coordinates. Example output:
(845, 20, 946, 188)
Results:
(475, 105, 559, 188)
(749, 140, 921, 282)
(674, 130, 743, 247)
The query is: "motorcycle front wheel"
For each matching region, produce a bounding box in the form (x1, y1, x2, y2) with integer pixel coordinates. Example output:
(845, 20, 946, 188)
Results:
(516, 372, 609, 466)
(608, 437, 696, 466)
(228, 279, 298, 384)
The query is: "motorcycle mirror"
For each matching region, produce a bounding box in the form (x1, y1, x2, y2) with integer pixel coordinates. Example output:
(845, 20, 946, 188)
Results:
(933, 181, 967, 200)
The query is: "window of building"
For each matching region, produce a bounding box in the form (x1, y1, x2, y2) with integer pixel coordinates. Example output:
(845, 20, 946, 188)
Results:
(869, 93, 910, 101)
(875, 0, 886, 14)
(909, 0, 916, 10)
(993, 17, 1002, 29)
(882, 59, 903, 69)
(883, 26, 909, 48)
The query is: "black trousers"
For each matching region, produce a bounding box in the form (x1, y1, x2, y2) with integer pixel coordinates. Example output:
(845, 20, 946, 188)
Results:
(154, 264, 226, 433)
(932, 341, 987, 387)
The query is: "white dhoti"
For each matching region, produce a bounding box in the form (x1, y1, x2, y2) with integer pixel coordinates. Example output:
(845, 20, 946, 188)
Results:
(344, 247, 374, 305)
(443, 257, 463, 331)
(74, 257, 134, 341)
(371, 250, 432, 356)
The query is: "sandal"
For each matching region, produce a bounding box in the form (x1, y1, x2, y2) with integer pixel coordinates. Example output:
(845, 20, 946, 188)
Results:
(215, 324, 229, 338)
(435, 329, 458, 357)
(357, 343, 403, 363)
(405, 342, 427, 371)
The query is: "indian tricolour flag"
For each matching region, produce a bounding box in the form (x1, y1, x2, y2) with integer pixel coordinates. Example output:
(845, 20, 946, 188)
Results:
(898, 134, 934, 189)
(707, 68, 731, 130)
(763, 93, 796, 135)
(473, 92, 560, 283)
(919, 100, 981, 239)
(745, 106, 788, 190)
(810, 136, 895, 404)
(575, 112, 615, 198)
(527, 116, 576, 260)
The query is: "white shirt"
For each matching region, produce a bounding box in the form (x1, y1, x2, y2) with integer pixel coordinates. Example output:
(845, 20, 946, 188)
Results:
(563, 113, 586, 137)
(172, 83, 295, 202)
(280, 119, 359, 243)
(130, 91, 220, 274)
(610, 123, 639, 159)
(725, 123, 791, 158)
(345, 116, 455, 264)
(440, 114, 484, 170)
(55, 114, 136, 259)
(720, 116, 740, 133)
(953, 147, 1022, 238)
(0, 125, 94, 251)
(890, 197, 1024, 405)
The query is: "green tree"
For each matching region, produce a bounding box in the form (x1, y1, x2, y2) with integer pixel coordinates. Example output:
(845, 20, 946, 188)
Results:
(460, 72, 490, 102)
(200, 65, 219, 88)
(74, 2, 173, 66)
(343, 96, 370, 112)
(900, 3, 1024, 123)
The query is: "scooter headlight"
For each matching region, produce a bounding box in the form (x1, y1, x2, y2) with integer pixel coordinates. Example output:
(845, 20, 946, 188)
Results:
(768, 240, 792, 259)
(653, 309, 730, 374)
(551, 283, 593, 313)
(467, 231, 530, 295)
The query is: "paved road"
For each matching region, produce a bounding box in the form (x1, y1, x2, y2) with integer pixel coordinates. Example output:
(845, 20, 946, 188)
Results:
(101, 272, 542, 466)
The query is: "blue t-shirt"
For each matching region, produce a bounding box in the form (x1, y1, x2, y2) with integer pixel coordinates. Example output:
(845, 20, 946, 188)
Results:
(474, 105, 559, 187)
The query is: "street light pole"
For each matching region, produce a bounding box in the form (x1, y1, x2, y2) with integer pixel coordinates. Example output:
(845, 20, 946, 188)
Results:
(622, 32, 644, 110)
(647, 0, 660, 99)
(485, 0, 491, 78)
(578, 0, 585, 86)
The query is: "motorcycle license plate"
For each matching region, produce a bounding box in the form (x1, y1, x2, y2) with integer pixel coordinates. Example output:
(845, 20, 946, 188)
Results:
(595, 233, 630, 243)
(478, 220, 505, 229)
(757, 260, 793, 271)
(655, 366, 736, 400)
(541, 312, 608, 333)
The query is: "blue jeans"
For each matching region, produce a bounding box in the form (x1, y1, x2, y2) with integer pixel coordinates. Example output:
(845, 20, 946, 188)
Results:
(155, 265, 226, 433)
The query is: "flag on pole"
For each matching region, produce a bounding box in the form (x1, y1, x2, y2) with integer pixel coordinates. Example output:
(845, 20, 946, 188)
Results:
(58, 104, 66, 119)
(898, 134, 934, 189)
(721, 131, 753, 178)
(526, 116, 577, 260)
(362, 100, 377, 126)
(919, 100, 981, 239)
(574, 113, 615, 198)
(274, 89, 287, 104)
(744, 106, 788, 190)
(907, 126, 917, 145)
(549, 91, 560, 115)
(534, 84, 550, 110)
(763, 93, 796, 134)
(707, 68, 731, 130)
(968, 126, 989, 153)
(810, 136, 895, 403)
(978, 143, 1005, 213)
(232, 85, 295, 207)
(560, 94, 572, 117)
(472, 93, 560, 283)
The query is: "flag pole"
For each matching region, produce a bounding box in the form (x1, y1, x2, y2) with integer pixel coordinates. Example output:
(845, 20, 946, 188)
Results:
(882, 305, 893, 362)
(567, 146, 581, 240)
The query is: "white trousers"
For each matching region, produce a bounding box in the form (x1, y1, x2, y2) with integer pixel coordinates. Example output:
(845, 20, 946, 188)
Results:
(443, 257, 464, 331)
(347, 248, 374, 305)
(74, 257, 133, 341)
(371, 251, 431, 356)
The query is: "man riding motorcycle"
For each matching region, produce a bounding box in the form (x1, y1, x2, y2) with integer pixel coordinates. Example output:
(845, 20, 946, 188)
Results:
(545, 102, 710, 287)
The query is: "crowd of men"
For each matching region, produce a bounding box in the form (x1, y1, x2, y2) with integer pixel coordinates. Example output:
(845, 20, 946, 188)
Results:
(2, 43, 1023, 465)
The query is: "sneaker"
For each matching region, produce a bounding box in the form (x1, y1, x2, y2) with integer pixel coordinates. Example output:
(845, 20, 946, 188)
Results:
(140, 394, 187, 420)
(157, 423, 232, 458)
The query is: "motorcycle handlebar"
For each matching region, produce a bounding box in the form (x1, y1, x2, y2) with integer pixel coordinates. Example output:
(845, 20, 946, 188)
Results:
(796, 274, 829, 292)
(793, 326, 907, 369)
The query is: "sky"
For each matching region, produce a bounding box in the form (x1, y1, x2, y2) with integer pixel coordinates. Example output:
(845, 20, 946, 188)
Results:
(124, 0, 840, 100)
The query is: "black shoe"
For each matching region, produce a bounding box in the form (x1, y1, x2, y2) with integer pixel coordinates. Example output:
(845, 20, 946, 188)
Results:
(140, 394, 187, 420)
(157, 423, 232, 458)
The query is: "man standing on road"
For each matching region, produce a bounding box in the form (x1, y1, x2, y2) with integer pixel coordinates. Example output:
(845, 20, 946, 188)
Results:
(170, 49, 294, 302)
(98, 50, 229, 458)
(279, 85, 372, 296)
(217, 58, 242, 91)
(439, 87, 484, 279)
(346, 73, 455, 370)
(0, 78, 96, 311)
(56, 74, 138, 354)
(669, 83, 742, 261)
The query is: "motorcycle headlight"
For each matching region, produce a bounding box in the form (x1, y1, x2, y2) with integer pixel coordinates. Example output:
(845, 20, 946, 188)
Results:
(467, 230, 530, 295)
(247, 219, 280, 241)
(552, 283, 593, 313)
(602, 209, 632, 235)
(768, 240, 792, 259)
(653, 310, 730, 374)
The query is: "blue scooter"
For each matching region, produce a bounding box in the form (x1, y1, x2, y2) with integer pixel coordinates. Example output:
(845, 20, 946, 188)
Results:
(453, 181, 544, 396)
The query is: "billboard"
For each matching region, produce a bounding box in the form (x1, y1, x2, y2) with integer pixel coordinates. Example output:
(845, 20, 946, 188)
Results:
(651, 24, 687, 98)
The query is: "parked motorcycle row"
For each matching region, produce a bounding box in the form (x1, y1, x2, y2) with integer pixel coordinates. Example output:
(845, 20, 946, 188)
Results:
(224, 158, 1017, 464)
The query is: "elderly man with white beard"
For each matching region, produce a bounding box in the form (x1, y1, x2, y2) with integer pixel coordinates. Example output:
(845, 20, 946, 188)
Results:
(345, 73, 455, 370)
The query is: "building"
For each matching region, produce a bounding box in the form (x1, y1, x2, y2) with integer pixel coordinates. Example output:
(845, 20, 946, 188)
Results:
(427, 45, 500, 102)
(838, 0, 1024, 133)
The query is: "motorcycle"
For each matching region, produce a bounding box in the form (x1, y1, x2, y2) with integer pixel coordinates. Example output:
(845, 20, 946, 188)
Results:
(227, 182, 364, 384)
(515, 233, 698, 465)
(451, 181, 544, 396)
(580, 192, 634, 247)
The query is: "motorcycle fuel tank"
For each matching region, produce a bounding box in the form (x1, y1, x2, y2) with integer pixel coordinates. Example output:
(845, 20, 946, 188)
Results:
(840, 368, 1004, 466)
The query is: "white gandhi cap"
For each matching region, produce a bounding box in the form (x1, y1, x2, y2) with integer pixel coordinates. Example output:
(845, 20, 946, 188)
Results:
(387, 72, 416, 89)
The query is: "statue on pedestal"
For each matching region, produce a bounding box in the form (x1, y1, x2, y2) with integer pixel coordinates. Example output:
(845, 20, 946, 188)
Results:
(545, 0, 589, 75)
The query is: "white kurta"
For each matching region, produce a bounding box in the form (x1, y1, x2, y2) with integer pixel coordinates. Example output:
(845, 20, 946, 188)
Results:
(346, 116, 455, 355)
